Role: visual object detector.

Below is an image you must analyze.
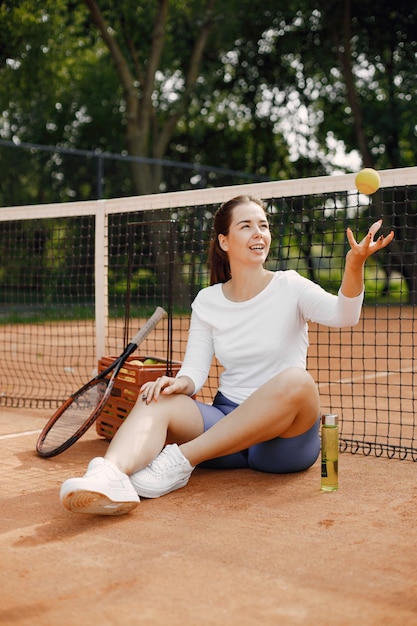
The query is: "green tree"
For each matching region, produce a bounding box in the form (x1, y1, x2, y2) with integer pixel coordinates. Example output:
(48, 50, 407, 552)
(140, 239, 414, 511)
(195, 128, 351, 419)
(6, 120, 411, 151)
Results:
(82, 0, 217, 195)
(2, 0, 417, 301)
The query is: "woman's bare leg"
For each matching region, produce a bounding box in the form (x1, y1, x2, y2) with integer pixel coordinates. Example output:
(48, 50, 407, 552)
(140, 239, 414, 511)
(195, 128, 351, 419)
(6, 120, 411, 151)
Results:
(180, 368, 320, 467)
(106, 366, 318, 475)
(104, 393, 204, 475)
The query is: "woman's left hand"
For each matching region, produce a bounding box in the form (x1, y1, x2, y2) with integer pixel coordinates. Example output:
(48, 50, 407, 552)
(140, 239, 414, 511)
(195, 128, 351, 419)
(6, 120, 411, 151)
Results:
(346, 220, 394, 265)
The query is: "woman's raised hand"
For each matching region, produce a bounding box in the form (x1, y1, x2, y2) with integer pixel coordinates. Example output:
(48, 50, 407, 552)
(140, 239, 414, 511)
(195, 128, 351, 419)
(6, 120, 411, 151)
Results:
(346, 220, 394, 264)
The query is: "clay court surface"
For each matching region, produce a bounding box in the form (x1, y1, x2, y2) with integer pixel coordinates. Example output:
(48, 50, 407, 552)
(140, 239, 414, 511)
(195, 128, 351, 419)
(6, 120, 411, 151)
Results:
(1, 406, 416, 626)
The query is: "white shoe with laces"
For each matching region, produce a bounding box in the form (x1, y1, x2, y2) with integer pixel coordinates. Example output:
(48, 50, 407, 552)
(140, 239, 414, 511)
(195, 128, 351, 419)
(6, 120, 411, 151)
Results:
(130, 444, 194, 498)
(60, 457, 140, 515)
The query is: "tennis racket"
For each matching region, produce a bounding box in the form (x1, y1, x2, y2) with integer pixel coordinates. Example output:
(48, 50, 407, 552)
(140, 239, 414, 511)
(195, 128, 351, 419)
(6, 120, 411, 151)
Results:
(36, 306, 167, 458)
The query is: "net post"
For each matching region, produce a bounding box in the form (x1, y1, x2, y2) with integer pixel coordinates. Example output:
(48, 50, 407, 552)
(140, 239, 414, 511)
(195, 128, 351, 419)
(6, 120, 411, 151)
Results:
(95, 200, 108, 366)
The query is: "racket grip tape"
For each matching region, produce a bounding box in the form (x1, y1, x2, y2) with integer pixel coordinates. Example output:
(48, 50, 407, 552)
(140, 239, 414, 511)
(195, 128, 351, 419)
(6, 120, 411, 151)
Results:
(130, 306, 167, 348)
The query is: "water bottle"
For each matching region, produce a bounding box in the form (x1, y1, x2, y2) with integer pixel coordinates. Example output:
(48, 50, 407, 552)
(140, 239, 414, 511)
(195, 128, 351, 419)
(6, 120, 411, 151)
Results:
(321, 413, 338, 491)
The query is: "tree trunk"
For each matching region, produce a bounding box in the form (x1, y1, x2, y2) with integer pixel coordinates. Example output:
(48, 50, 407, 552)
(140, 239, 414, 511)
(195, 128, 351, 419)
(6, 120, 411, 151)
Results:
(332, 0, 374, 167)
(84, 0, 217, 306)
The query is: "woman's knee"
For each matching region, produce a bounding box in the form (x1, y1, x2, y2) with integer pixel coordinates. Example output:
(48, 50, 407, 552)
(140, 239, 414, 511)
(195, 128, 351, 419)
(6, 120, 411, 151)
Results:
(268, 368, 320, 437)
(276, 367, 318, 395)
(162, 395, 205, 442)
(268, 367, 320, 412)
(125, 393, 197, 432)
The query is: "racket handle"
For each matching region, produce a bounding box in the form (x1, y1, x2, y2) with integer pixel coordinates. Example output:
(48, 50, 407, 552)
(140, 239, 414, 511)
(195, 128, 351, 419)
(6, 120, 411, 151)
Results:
(130, 306, 167, 347)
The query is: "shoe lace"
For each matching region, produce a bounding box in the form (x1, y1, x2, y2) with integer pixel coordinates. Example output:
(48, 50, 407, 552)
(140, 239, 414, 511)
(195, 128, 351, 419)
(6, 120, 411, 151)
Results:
(150, 447, 179, 474)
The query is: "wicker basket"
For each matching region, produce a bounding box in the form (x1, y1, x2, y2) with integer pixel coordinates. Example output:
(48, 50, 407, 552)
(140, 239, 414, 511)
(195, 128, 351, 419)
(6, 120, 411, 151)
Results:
(95, 355, 182, 440)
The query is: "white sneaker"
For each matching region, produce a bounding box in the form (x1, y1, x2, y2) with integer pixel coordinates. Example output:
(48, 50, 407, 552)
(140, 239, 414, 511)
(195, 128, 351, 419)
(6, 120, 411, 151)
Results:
(130, 444, 194, 498)
(60, 457, 140, 515)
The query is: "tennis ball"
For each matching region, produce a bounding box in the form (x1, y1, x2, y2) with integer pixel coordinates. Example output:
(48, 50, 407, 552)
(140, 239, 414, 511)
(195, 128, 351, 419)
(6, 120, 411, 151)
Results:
(143, 358, 160, 365)
(129, 359, 144, 366)
(355, 168, 381, 195)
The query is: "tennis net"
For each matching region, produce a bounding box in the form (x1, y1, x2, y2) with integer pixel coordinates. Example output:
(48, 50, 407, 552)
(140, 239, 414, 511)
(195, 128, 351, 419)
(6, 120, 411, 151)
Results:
(1, 167, 416, 460)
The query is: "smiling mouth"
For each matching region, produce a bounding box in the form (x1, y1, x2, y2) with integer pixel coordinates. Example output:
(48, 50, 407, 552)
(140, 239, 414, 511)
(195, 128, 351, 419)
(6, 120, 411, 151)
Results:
(249, 244, 264, 250)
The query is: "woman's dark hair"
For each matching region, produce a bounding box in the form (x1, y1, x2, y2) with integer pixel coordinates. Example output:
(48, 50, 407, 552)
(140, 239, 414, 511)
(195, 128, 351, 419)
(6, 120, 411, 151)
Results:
(208, 195, 266, 285)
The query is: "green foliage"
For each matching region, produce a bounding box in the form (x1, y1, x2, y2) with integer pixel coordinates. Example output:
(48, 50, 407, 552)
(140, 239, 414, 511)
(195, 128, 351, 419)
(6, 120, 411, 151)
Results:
(2, 0, 417, 198)
(1, 0, 417, 302)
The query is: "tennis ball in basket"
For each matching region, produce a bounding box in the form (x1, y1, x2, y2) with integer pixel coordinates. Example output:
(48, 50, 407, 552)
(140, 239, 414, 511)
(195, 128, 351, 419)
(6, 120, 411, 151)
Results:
(355, 168, 381, 195)
(143, 358, 160, 365)
(130, 359, 144, 366)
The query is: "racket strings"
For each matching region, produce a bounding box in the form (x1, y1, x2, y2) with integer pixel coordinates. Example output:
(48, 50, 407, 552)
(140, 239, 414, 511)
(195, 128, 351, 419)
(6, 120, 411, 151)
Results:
(40, 381, 108, 453)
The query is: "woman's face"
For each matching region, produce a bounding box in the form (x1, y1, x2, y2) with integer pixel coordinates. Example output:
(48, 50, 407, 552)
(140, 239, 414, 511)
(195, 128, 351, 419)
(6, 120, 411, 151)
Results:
(218, 201, 271, 268)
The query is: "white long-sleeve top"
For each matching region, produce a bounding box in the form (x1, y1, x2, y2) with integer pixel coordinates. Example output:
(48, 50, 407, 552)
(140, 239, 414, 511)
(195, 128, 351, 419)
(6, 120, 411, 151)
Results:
(177, 270, 364, 404)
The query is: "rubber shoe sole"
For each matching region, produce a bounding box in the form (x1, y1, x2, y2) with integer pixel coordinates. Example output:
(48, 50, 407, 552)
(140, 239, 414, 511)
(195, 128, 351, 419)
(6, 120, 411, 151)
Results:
(61, 488, 139, 515)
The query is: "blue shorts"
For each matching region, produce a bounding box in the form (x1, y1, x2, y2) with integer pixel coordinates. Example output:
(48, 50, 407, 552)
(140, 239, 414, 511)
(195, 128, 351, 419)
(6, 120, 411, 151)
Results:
(195, 391, 320, 473)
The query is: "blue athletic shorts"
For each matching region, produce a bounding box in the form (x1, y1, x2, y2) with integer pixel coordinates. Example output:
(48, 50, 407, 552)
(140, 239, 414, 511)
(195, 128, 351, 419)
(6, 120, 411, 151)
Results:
(195, 391, 320, 473)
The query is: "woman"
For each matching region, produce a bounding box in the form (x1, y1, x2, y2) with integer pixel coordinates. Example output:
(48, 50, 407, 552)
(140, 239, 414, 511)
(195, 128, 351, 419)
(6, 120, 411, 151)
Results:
(60, 194, 393, 515)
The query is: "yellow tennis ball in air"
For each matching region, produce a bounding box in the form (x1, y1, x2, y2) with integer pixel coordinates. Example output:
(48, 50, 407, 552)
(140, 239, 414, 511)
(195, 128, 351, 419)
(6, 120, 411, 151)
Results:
(355, 168, 381, 195)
